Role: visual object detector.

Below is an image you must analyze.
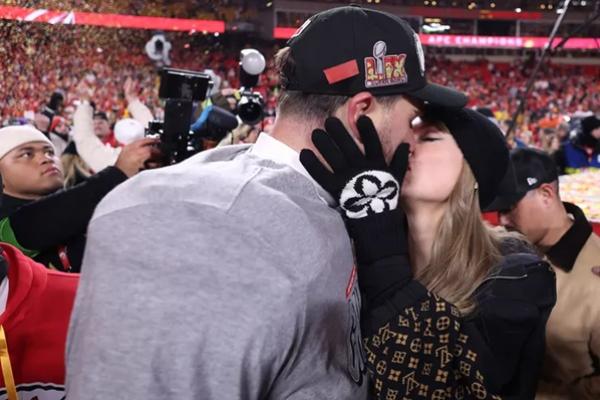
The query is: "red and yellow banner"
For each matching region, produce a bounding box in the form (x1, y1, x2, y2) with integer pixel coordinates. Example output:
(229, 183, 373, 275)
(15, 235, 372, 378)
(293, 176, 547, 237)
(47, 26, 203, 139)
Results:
(274, 27, 599, 50)
(0, 5, 225, 32)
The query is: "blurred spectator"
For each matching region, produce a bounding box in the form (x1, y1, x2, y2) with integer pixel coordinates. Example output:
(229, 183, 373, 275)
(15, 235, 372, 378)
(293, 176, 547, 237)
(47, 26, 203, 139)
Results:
(49, 115, 71, 155)
(553, 115, 600, 174)
(61, 141, 94, 188)
(72, 79, 154, 172)
(0, 242, 78, 399)
(92, 111, 116, 145)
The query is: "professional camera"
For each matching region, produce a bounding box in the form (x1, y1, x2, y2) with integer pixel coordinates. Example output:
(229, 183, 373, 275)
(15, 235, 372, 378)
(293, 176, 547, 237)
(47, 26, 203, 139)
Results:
(237, 49, 266, 126)
(191, 105, 239, 144)
(146, 68, 213, 164)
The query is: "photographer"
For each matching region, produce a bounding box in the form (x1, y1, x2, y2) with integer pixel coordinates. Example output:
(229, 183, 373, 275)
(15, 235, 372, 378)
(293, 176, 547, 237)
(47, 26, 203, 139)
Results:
(0, 124, 159, 272)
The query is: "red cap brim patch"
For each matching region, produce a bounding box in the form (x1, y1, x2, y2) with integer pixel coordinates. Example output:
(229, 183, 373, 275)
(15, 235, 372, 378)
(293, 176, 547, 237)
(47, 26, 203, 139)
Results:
(323, 60, 360, 85)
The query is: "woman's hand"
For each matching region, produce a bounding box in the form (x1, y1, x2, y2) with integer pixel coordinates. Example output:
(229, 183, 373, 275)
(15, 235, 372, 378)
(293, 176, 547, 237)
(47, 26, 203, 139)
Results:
(300, 115, 409, 219)
(300, 116, 411, 266)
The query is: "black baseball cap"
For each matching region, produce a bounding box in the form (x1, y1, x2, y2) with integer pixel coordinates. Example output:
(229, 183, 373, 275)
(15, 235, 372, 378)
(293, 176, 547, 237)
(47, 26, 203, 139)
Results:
(485, 147, 559, 212)
(284, 5, 468, 108)
(581, 115, 600, 136)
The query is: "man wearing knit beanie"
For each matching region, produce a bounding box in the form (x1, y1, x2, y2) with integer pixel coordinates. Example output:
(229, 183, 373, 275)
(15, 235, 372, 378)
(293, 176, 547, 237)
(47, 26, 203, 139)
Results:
(0, 125, 64, 200)
(0, 124, 160, 271)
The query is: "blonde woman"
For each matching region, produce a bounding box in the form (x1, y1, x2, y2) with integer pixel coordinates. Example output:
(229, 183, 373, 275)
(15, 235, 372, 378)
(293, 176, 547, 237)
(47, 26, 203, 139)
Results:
(61, 142, 93, 188)
(301, 108, 556, 399)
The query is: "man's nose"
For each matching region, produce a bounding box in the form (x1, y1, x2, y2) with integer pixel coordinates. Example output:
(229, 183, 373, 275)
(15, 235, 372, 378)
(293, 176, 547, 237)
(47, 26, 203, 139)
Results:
(39, 152, 55, 164)
(404, 131, 416, 149)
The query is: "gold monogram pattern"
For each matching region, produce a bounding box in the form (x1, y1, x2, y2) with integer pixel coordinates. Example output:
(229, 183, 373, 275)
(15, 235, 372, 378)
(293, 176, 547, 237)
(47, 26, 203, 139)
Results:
(364, 292, 503, 399)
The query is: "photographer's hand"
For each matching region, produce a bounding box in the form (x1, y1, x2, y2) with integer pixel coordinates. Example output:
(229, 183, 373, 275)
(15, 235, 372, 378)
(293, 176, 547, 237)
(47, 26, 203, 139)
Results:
(115, 137, 161, 178)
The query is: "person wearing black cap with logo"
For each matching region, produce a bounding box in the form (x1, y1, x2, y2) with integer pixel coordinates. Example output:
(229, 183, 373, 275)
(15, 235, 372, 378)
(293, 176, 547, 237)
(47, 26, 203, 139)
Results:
(302, 107, 556, 399)
(488, 147, 600, 399)
(553, 115, 600, 175)
(66, 5, 468, 400)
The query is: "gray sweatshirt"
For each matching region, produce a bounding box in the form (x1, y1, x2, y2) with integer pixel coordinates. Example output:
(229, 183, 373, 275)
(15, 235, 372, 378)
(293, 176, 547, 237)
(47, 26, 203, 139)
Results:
(66, 135, 368, 399)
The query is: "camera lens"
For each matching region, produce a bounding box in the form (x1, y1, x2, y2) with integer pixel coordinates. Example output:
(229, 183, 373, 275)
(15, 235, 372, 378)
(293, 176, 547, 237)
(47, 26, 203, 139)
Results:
(238, 95, 263, 125)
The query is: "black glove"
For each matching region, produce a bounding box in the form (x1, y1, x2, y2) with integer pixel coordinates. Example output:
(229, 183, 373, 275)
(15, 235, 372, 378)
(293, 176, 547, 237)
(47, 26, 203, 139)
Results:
(300, 116, 409, 219)
(300, 116, 410, 265)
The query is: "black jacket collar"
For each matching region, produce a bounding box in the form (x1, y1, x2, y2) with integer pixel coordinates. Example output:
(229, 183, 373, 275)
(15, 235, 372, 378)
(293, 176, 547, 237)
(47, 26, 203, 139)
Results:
(546, 202, 593, 272)
(0, 194, 33, 219)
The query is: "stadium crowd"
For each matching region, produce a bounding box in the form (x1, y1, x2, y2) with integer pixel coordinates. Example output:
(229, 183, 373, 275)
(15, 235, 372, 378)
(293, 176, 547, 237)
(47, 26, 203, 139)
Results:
(1, 20, 598, 154)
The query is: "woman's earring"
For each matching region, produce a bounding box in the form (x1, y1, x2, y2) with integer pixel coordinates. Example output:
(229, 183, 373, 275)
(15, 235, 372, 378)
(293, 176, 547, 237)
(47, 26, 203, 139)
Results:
(474, 182, 479, 192)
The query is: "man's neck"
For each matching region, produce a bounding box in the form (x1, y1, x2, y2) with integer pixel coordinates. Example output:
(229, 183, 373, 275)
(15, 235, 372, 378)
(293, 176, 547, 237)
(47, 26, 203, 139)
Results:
(269, 116, 316, 154)
(537, 207, 573, 252)
(405, 201, 447, 275)
(2, 190, 41, 201)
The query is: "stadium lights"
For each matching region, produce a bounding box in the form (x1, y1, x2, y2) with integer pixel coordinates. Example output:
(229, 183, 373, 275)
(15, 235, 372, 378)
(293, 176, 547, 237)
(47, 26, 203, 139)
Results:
(515, 7, 522, 12)
(491, 2, 496, 8)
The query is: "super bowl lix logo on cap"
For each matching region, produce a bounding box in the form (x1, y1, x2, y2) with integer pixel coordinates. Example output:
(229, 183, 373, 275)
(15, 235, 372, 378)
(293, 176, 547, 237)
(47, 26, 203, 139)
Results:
(364, 41, 408, 89)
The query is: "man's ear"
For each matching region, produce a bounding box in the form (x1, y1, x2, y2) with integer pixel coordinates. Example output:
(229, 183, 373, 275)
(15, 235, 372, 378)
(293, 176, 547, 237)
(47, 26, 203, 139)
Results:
(537, 182, 558, 205)
(334, 92, 375, 142)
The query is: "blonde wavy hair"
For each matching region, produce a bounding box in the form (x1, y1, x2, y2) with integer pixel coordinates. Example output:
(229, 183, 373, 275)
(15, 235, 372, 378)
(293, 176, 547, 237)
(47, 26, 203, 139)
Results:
(61, 153, 93, 188)
(414, 159, 521, 315)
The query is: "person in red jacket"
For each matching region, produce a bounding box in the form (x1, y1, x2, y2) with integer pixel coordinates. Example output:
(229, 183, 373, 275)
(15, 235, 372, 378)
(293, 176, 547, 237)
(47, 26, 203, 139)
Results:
(0, 242, 78, 399)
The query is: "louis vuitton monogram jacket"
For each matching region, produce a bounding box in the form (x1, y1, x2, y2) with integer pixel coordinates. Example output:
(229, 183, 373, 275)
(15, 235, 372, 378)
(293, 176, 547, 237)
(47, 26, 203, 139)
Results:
(358, 240, 556, 400)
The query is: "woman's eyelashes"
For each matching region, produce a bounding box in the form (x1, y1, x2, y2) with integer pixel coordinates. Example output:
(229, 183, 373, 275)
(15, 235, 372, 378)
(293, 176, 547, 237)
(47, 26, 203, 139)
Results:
(418, 134, 442, 142)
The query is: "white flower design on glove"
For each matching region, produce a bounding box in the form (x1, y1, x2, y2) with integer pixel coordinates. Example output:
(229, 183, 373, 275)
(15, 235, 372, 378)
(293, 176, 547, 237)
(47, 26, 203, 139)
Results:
(340, 170, 399, 219)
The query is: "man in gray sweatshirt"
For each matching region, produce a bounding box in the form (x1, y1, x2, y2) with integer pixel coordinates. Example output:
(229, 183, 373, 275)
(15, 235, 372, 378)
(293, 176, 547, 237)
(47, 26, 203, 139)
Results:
(66, 5, 467, 399)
